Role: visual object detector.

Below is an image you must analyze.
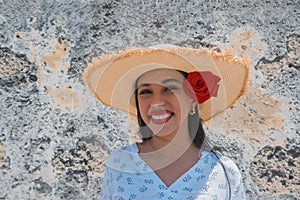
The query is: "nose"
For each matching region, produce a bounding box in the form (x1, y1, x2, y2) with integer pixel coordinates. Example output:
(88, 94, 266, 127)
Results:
(151, 92, 166, 106)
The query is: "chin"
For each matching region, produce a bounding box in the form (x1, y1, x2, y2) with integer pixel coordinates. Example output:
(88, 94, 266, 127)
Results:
(150, 126, 177, 138)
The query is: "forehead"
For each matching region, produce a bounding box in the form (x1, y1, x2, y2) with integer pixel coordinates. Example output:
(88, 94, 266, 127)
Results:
(137, 69, 185, 85)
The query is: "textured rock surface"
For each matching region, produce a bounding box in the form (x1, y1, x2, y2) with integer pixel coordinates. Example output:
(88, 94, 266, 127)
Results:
(0, 0, 299, 199)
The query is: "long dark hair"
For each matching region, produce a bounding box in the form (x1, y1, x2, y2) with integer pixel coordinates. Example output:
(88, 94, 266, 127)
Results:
(133, 71, 206, 149)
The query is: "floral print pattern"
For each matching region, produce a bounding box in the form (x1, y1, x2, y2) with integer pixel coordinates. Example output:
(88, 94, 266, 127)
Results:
(100, 144, 245, 200)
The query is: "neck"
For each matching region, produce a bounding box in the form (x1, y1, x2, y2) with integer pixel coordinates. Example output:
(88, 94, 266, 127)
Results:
(149, 130, 193, 152)
(149, 118, 193, 150)
(139, 123, 200, 170)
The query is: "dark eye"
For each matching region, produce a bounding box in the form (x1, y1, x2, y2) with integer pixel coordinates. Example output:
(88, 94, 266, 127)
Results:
(139, 89, 152, 95)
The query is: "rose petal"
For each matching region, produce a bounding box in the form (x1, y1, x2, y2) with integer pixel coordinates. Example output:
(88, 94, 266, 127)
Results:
(183, 71, 221, 104)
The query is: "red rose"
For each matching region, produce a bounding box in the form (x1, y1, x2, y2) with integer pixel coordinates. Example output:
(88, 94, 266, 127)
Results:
(183, 71, 221, 104)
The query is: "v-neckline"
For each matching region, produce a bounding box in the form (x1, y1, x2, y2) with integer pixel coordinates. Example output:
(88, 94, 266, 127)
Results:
(133, 143, 208, 189)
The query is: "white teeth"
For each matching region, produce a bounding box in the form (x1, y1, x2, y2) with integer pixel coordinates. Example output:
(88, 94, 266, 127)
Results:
(151, 113, 171, 120)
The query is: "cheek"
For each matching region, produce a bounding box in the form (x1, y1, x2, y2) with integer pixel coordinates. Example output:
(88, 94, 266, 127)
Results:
(172, 92, 189, 103)
(175, 95, 192, 116)
(138, 100, 149, 119)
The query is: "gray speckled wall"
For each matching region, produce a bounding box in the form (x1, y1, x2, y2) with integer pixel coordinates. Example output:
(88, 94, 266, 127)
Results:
(0, 0, 299, 199)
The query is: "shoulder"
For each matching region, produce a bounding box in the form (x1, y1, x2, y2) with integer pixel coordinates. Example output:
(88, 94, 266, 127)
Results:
(204, 151, 243, 180)
(207, 151, 245, 194)
(105, 143, 149, 173)
(215, 153, 246, 198)
(107, 143, 138, 160)
(120, 143, 139, 152)
(218, 154, 242, 179)
(108, 143, 139, 159)
(205, 151, 241, 169)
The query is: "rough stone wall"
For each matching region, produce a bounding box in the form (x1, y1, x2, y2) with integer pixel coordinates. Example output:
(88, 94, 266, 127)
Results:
(0, 0, 299, 199)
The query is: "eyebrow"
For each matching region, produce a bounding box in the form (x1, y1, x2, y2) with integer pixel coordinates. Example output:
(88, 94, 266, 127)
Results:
(137, 78, 181, 88)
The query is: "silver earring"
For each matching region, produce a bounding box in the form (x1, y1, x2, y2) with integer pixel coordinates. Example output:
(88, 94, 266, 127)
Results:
(189, 107, 196, 115)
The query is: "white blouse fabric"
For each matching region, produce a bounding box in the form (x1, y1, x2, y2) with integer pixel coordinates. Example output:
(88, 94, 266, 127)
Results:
(100, 143, 245, 200)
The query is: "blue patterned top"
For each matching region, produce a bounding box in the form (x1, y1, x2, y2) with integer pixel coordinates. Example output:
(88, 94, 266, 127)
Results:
(100, 143, 245, 200)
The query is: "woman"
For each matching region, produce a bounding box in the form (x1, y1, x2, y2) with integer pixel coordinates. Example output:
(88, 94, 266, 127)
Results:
(84, 45, 249, 199)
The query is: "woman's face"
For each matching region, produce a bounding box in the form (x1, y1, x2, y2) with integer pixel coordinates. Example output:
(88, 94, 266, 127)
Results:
(136, 69, 192, 138)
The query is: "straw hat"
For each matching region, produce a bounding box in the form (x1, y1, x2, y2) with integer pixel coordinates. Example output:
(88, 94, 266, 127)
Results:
(84, 45, 250, 121)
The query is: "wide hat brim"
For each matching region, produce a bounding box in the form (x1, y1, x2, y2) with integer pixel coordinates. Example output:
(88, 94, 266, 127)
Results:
(84, 45, 250, 121)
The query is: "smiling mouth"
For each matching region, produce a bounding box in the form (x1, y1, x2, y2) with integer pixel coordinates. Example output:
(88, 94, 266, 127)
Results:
(150, 110, 173, 125)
